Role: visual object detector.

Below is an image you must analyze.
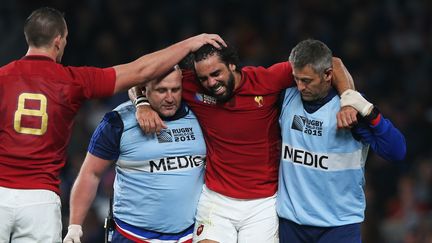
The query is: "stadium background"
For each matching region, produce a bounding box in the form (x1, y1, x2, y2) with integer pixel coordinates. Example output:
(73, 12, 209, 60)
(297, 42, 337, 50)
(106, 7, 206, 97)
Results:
(1, 0, 431, 242)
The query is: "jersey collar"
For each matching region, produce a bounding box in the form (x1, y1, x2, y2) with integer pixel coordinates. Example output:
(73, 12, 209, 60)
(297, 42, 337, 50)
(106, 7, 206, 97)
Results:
(303, 88, 338, 113)
(21, 55, 55, 62)
(161, 102, 189, 121)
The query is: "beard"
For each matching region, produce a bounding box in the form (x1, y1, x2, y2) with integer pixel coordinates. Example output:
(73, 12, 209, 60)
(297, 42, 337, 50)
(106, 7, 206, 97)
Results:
(211, 72, 235, 103)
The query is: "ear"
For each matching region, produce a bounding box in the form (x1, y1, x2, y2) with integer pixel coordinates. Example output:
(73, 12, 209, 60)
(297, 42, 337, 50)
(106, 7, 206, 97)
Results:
(228, 63, 236, 72)
(324, 68, 333, 82)
(53, 35, 62, 50)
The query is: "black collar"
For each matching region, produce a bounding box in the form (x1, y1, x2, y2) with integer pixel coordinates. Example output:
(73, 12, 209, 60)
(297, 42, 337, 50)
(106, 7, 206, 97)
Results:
(303, 88, 337, 113)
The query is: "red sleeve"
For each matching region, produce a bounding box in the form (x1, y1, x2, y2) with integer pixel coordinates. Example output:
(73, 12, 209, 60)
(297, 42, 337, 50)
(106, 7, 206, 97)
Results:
(242, 62, 294, 93)
(181, 69, 200, 92)
(66, 66, 116, 99)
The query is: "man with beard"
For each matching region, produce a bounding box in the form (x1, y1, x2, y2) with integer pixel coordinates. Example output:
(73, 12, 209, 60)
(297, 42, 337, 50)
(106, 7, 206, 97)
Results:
(130, 44, 355, 243)
(0, 6, 225, 243)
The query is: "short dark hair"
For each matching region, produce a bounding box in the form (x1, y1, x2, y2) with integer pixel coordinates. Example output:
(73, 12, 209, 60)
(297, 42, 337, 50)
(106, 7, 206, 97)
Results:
(24, 7, 66, 48)
(289, 39, 332, 75)
(193, 43, 241, 71)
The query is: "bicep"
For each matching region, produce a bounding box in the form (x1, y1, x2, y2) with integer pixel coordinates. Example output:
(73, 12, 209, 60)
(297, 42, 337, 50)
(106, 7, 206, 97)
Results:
(80, 152, 113, 178)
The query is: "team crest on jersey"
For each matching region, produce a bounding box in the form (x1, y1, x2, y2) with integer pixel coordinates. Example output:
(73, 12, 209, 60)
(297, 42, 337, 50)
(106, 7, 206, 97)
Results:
(254, 96, 264, 107)
(157, 127, 196, 143)
(291, 115, 323, 136)
(195, 93, 217, 105)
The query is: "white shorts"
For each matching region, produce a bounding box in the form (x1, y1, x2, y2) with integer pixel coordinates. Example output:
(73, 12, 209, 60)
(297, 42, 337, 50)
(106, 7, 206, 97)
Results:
(0, 186, 62, 243)
(193, 185, 278, 243)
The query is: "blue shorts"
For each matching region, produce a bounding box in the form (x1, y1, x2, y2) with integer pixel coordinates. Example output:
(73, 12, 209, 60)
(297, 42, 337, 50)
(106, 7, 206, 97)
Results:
(279, 217, 362, 243)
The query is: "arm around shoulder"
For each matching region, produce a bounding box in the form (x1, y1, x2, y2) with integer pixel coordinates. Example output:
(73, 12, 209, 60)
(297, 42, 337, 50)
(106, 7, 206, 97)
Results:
(332, 57, 355, 94)
(112, 34, 226, 93)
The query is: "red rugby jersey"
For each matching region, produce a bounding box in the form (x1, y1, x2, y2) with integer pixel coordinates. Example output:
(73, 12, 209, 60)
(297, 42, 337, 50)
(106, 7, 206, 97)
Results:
(182, 62, 293, 199)
(0, 55, 115, 194)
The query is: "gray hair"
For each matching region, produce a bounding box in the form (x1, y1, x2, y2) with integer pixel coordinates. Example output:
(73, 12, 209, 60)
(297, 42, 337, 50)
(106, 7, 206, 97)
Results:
(289, 39, 332, 75)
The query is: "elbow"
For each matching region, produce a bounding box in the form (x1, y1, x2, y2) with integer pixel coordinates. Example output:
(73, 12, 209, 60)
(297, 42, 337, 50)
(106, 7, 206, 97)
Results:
(387, 141, 407, 162)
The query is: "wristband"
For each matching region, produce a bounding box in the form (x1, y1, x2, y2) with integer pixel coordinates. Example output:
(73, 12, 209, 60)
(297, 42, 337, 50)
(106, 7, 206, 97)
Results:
(363, 106, 381, 126)
(133, 95, 149, 106)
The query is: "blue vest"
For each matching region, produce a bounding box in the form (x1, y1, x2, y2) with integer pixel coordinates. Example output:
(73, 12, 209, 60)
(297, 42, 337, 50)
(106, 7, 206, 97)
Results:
(277, 88, 369, 227)
(113, 102, 206, 233)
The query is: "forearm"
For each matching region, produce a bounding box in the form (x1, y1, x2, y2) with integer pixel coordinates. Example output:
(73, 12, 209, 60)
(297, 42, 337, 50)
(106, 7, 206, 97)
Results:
(69, 167, 104, 225)
(113, 41, 190, 93)
(354, 117, 406, 161)
(332, 57, 355, 94)
(69, 152, 112, 225)
(113, 34, 225, 93)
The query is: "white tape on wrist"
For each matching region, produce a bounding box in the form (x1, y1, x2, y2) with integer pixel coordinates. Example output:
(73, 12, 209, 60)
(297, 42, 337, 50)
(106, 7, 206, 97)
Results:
(340, 89, 373, 116)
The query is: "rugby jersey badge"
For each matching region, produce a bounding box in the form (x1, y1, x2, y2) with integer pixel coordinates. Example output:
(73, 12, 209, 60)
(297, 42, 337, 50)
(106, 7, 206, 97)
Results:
(195, 93, 217, 105)
(197, 224, 204, 236)
(254, 96, 264, 107)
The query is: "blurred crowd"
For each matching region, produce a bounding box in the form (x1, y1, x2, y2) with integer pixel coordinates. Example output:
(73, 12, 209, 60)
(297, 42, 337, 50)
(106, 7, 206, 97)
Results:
(1, 0, 431, 242)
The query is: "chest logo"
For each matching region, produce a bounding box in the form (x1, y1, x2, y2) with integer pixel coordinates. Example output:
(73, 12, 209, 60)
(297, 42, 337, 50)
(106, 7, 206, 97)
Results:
(291, 115, 323, 137)
(254, 96, 264, 107)
(195, 93, 217, 105)
(156, 129, 173, 143)
(156, 127, 196, 143)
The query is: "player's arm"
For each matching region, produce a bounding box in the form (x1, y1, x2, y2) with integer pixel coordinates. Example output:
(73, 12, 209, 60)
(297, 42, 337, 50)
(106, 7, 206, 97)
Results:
(64, 153, 113, 243)
(64, 112, 122, 243)
(331, 57, 355, 94)
(341, 90, 406, 161)
(112, 34, 226, 93)
(128, 85, 167, 134)
(332, 58, 359, 128)
(353, 113, 406, 162)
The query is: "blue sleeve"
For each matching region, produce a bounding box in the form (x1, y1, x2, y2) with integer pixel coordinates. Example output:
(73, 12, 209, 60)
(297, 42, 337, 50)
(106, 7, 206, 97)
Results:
(352, 115, 406, 162)
(88, 111, 123, 161)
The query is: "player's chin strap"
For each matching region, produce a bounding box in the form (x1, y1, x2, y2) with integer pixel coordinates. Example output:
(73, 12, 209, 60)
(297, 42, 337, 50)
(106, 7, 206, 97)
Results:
(104, 196, 115, 243)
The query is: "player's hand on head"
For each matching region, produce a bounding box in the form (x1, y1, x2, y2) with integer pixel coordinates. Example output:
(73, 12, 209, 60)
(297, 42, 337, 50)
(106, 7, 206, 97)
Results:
(136, 105, 167, 134)
(63, 224, 83, 243)
(188, 33, 227, 52)
(336, 106, 358, 129)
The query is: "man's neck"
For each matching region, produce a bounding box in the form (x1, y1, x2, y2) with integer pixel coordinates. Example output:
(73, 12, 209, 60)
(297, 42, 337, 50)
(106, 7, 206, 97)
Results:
(26, 47, 56, 62)
(233, 71, 243, 90)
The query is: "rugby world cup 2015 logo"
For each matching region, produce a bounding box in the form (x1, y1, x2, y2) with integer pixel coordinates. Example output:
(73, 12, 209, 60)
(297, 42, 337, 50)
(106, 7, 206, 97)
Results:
(156, 129, 173, 143)
(291, 115, 323, 137)
(291, 115, 305, 131)
(195, 93, 217, 105)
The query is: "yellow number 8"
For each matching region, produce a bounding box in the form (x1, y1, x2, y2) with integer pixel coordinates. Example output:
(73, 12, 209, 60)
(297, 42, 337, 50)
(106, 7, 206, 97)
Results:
(14, 93, 48, 135)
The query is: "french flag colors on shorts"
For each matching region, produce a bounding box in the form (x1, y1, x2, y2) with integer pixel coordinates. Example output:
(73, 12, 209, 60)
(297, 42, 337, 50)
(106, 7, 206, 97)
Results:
(115, 218, 193, 243)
